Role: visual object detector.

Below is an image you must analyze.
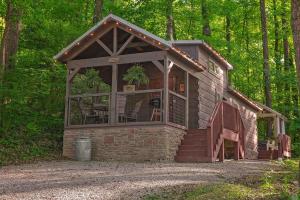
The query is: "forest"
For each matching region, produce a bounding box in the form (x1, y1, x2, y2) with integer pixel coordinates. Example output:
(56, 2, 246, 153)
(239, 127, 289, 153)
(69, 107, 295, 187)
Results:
(0, 0, 300, 164)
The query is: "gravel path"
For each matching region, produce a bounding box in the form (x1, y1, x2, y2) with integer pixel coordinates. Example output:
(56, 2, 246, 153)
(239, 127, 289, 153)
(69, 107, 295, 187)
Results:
(0, 160, 277, 200)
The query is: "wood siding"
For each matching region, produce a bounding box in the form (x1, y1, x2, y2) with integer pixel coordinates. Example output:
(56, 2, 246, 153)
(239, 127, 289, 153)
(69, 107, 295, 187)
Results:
(195, 47, 227, 128)
(225, 94, 258, 159)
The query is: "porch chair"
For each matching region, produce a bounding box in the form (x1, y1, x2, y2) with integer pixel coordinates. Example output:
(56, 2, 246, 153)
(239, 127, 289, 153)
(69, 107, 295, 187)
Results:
(78, 98, 97, 124)
(126, 100, 143, 122)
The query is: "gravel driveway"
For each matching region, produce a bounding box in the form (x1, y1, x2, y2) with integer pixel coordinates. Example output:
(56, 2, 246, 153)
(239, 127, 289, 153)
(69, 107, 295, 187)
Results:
(0, 160, 277, 200)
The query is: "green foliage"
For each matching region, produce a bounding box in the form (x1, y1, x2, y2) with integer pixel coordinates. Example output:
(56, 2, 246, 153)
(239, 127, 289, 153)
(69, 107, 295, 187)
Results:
(144, 160, 300, 200)
(0, 0, 299, 164)
(72, 69, 110, 94)
(123, 64, 149, 87)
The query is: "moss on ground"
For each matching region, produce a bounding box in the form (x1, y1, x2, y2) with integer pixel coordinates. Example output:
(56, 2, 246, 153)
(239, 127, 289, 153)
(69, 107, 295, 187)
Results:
(144, 160, 300, 200)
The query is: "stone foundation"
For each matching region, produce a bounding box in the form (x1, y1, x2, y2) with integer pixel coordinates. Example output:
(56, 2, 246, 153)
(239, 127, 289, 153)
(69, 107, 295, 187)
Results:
(63, 125, 186, 162)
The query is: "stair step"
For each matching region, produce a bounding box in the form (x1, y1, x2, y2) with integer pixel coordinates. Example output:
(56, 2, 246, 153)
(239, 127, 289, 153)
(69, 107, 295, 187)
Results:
(176, 150, 207, 157)
(175, 155, 211, 162)
(178, 145, 207, 151)
(187, 129, 207, 134)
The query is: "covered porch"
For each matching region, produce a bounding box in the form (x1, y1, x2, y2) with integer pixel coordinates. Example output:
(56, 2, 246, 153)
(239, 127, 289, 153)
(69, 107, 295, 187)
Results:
(64, 20, 200, 130)
(257, 103, 291, 159)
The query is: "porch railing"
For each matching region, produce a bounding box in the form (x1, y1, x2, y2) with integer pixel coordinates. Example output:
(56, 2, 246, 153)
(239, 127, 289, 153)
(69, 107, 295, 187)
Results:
(68, 93, 110, 126)
(169, 91, 186, 127)
(67, 89, 189, 128)
(116, 89, 163, 124)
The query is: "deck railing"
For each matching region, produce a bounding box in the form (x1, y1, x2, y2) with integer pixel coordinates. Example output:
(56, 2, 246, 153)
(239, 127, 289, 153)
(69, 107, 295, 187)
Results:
(68, 93, 111, 126)
(207, 101, 245, 161)
(116, 89, 163, 124)
(169, 91, 186, 127)
(66, 89, 189, 128)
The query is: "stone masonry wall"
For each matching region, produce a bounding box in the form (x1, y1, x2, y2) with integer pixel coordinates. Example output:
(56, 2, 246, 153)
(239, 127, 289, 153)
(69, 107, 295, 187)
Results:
(63, 125, 186, 162)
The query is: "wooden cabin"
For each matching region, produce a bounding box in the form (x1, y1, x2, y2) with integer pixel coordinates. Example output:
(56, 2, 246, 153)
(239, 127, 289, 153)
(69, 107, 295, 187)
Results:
(54, 14, 290, 162)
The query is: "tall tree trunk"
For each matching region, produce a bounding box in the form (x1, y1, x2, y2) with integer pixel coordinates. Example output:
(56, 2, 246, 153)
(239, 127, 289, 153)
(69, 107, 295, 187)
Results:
(260, 0, 272, 137)
(187, 0, 195, 39)
(282, 0, 290, 70)
(225, 15, 231, 56)
(291, 0, 300, 90)
(273, 0, 280, 69)
(166, 0, 176, 41)
(0, 0, 21, 72)
(93, 0, 103, 24)
(201, 0, 211, 36)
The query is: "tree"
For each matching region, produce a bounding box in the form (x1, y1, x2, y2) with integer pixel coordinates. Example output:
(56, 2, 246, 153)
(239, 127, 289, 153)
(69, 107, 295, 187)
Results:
(93, 0, 103, 24)
(0, 0, 22, 72)
(166, 0, 176, 40)
(260, 0, 272, 137)
(291, 0, 300, 90)
(201, 0, 211, 36)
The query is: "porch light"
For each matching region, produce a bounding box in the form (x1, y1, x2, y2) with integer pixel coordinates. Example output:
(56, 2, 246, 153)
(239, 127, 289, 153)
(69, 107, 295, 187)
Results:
(90, 33, 94, 36)
(116, 22, 119, 25)
(76, 42, 80, 46)
(104, 21, 107, 25)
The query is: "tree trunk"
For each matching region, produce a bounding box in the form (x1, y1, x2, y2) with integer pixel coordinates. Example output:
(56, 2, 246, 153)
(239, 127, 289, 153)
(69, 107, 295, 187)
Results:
(260, 0, 272, 137)
(93, 0, 103, 24)
(282, 0, 290, 70)
(0, 0, 21, 72)
(273, 0, 280, 69)
(291, 0, 300, 90)
(166, 0, 176, 41)
(201, 0, 211, 36)
(225, 15, 231, 56)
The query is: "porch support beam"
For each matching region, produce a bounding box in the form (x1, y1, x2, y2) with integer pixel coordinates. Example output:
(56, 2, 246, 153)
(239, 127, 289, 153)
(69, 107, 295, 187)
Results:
(185, 72, 189, 128)
(117, 35, 135, 55)
(66, 24, 115, 61)
(113, 27, 117, 53)
(68, 51, 166, 69)
(152, 60, 164, 72)
(68, 67, 81, 82)
(110, 63, 117, 124)
(96, 39, 113, 55)
(163, 56, 170, 124)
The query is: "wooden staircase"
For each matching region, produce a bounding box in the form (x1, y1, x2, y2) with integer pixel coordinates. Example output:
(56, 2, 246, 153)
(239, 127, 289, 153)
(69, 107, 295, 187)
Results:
(175, 101, 245, 163)
(175, 129, 211, 162)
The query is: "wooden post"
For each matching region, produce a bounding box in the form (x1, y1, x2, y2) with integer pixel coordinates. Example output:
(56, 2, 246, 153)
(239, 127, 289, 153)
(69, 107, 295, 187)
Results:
(64, 69, 71, 127)
(207, 127, 213, 162)
(185, 72, 189, 128)
(234, 141, 240, 160)
(219, 140, 224, 162)
(163, 56, 169, 124)
(110, 64, 117, 124)
(110, 26, 118, 124)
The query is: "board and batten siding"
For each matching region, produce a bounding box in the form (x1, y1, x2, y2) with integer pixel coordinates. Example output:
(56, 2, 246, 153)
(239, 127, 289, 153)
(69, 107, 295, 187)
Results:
(225, 94, 259, 159)
(195, 47, 227, 128)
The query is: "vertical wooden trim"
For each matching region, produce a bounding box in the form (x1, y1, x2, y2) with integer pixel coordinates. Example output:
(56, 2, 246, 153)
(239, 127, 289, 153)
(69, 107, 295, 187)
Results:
(64, 69, 71, 128)
(163, 56, 169, 124)
(111, 63, 117, 124)
(234, 140, 240, 160)
(113, 27, 117, 54)
(185, 72, 189, 128)
(207, 127, 213, 162)
(219, 140, 224, 162)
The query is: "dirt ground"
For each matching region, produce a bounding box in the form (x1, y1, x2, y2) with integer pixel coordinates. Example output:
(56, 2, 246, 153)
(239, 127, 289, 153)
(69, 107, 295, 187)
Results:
(0, 160, 277, 200)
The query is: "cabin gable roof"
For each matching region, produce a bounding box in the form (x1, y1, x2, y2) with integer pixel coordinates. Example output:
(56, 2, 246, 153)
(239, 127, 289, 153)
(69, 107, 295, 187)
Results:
(54, 14, 205, 71)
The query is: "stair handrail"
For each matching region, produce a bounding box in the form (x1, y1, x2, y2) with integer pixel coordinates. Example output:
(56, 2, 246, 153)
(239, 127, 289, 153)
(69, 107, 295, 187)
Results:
(207, 100, 246, 161)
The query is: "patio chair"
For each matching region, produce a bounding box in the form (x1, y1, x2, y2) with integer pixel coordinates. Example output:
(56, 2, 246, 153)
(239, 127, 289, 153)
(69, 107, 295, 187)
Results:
(78, 98, 97, 124)
(126, 100, 143, 122)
